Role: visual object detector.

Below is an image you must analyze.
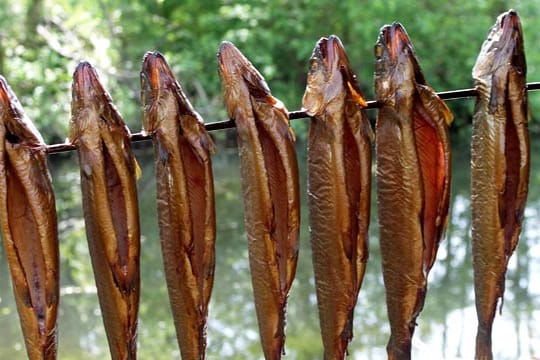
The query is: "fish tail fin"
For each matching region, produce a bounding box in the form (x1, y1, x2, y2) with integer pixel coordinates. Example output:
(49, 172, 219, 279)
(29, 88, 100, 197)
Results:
(475, 325, 493, 360)
(386, 335, 412, 360)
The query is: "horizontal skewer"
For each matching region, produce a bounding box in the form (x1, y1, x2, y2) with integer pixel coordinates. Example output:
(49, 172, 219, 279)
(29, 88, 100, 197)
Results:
(46, 82, 540, 154)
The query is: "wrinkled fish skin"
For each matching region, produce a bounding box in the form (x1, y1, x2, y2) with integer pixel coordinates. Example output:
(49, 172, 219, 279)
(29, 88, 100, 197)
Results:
(374, 23, 452, 360)
(471, 10, 529, 360)
(0, 77, 59, 359)
(140, 51, 216, 360)
(70, 62, 140, 360)
(218, 41, 300, 360)
(302, 35, 372, 360)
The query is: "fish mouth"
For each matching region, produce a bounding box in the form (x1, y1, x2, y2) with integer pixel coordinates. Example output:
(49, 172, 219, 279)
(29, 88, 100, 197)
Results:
(478, 9, 525, 76)
(500, 9, 520, 37)
(498, 10, 523, 50)
(309, 36, 365, 104)
(375, 23, 412, 64)
(0, 76, 43, 145)
(217, 41, 243, 80)
(311, 35, 350, 77)
(375, 22, 426, 85)
(72, 62, 107, 106)
(141, 51, 176, 97)
(218, 41, 271, 101)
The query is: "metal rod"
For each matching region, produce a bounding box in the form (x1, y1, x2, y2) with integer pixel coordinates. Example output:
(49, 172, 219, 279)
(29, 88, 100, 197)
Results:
(46, 82, 540, 154)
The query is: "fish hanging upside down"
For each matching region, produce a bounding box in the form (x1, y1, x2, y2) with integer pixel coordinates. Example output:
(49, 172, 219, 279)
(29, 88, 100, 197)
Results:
(471, 10, 529, 360)
(70, 62, 141, 360)
(374, 23, 453, 360)
(0, 77, 59, 360)
(302, 35, 373, 360)
(140, 51, 216, 360)
(218, 41, 300, 360)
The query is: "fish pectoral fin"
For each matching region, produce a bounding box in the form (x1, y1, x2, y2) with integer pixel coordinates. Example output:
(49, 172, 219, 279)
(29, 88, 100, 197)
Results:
(416, 84, 453, 126)
(413, 98, 451, 272)
(346, 81, 368, 108)
(180, 114, 215, 162)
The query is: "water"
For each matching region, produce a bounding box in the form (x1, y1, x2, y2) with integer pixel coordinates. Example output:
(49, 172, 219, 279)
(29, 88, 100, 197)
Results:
(0, 127, 539, 359)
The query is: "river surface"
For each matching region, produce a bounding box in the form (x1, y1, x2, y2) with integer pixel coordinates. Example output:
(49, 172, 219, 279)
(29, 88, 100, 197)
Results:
(0, 127, 538, 359)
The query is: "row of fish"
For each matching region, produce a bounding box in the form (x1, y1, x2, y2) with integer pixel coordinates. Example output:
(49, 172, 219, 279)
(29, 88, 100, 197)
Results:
(0, 9, 528, 360)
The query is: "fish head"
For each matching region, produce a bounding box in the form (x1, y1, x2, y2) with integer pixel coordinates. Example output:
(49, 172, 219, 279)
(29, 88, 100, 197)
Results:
(71, 62, 109, 111)
(218, 41, 278, 119)
(473, 10, 525, 80)
(70, 61, 125, 142)
(302, 36, 367, 116)
(374, 23, 425, 102)
(140, 51, 188, 134)
(0, 76, 44, 146)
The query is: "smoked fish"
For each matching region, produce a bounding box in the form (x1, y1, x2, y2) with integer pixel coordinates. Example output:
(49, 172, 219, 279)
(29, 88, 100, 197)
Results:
(0, 77, 59, 359)
(69, 62, 140, 360)
(302, 35, 373, 359)
(218, 41, 300, 359)
(374, 23, 452, 359)
(140, 51, 216, 360)
(471, 10, 529, 360)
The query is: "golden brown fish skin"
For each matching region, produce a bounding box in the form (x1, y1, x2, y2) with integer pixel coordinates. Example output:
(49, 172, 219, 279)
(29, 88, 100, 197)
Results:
(302, 35, 372, 360)
(374, 23, 452, 360)
(140, 51, 216, 360)
(218, 41, 300, 360)
(69, 62, 140, 360)
(471, 10, 529, 360)
(0, 77, 59, 359)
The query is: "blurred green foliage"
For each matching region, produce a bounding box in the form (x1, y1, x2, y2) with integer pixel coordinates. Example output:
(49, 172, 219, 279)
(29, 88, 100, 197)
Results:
(1, 0, 539, 144)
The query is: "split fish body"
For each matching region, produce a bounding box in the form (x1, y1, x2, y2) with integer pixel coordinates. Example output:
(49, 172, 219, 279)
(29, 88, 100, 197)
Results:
(374, 23, 452, 360)
(0, 77, 59, 359)
(70, 62, 140, 360)
(218, 41, 300, 360)
(471, 10, 529, 360)
(140, 51, 216, 360)
(302, 35, 373, 360)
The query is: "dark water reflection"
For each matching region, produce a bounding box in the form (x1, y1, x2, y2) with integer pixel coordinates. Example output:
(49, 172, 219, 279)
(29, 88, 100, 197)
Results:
(0, 127, 539, 359)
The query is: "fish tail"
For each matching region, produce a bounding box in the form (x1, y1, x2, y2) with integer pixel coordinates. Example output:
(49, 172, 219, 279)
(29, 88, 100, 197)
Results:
(475, 325, 493, 360)
(386, 336, 412, 360)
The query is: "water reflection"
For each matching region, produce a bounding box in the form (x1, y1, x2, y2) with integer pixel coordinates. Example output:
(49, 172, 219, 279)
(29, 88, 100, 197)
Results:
(0, 128, 538, 359)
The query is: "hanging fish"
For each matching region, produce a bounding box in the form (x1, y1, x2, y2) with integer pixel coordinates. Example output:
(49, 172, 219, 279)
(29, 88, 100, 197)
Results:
(374, 23, 452, 360)
(302, 35, 372, 359)
(218, 41, 300, 359)
(140, 51, 216, 360)
(69, 62, 140, 360)
(0, 77, 59, 359)
(471, 10, 529, 360)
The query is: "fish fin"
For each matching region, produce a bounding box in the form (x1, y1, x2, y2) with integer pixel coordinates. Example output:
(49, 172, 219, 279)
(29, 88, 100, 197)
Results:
(501, 68, 530, 258)
(346, 81, 368, 108)
(414, 89, 452, 273)
(180, 114, 215, 162)
(417, 84, 453, 125)
(133, 157, 142, 180)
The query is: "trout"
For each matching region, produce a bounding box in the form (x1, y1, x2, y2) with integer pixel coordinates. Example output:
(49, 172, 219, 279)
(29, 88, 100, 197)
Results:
(140, 51, 216, 360)
(218, 41, 300, 359)
(471, 10, 529, 360)
(69, 62, 140, 360)
(0, 77, 59, 359)
(374, 23, 452, 359)
(302, 35, 373, 359)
